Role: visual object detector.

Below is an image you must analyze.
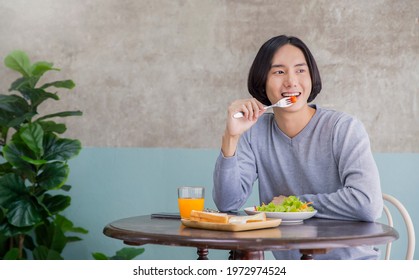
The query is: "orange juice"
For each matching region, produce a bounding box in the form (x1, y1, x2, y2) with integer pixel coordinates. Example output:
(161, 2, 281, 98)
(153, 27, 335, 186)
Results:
(178, 197, 205, 219)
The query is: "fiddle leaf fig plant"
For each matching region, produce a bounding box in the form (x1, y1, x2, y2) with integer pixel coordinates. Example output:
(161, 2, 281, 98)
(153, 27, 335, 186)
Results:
(0, 50, 86, 259)
(92, 247, 145, 260)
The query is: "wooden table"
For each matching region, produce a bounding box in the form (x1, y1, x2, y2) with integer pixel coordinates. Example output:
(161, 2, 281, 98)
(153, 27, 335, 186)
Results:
(103, 215, 398, 260)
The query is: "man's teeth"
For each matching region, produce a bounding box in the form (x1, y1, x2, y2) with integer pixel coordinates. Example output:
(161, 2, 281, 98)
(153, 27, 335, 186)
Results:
(283, 93, 299, 97)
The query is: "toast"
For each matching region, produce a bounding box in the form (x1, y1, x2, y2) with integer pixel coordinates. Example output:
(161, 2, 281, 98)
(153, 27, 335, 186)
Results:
(189, 210, 266, 224)
(189, 210, 229, 224)
(228, 212, 266, 224)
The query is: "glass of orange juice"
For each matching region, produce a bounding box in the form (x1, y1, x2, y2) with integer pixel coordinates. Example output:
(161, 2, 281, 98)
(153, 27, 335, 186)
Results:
(177, 186, 205, 219)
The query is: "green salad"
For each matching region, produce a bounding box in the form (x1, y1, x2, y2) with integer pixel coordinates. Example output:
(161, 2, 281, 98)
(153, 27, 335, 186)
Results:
(255, 196, 315, 212)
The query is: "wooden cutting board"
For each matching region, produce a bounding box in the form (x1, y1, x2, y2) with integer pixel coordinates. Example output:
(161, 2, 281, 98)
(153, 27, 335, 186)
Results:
(181, 218, 282, 232)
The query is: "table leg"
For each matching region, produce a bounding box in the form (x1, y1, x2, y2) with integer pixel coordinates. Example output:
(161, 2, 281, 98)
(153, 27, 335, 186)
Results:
(300, 252, 313, 260)
(299, 249, 329, 260)
(197, 248, 209, 260)
(229, 250, 264, 260)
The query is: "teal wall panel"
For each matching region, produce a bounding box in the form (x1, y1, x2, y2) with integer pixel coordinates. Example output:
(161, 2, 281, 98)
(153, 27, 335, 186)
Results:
(62, 148, 418, 260)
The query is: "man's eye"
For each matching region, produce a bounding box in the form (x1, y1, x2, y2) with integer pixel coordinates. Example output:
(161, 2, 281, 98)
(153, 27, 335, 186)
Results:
(297, 69, 307, 73)
(274, 70, 284, 74)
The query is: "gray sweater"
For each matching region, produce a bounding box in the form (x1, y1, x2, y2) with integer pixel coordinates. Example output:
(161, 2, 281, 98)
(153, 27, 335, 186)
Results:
(213, 105, 383, 259)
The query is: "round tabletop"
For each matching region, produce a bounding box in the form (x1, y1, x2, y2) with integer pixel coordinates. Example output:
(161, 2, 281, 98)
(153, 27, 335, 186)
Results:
(103, 215, 398, 254)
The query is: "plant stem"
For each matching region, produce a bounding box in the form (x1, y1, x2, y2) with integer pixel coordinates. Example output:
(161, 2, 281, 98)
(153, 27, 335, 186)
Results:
(18, 234, 24, 259)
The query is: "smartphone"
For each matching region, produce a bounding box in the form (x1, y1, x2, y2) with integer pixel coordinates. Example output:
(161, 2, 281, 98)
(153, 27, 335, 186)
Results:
(150, 212, 181, 219)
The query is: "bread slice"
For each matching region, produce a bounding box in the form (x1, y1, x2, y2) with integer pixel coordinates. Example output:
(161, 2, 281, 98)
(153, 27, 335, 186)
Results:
(228, 212, 266, 224)
(189, 210, 229, 224)
(189, 211, 267, 224)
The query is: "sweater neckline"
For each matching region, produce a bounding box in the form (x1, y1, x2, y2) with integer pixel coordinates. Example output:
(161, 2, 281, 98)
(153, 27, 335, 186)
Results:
(272, 104, 320, 143)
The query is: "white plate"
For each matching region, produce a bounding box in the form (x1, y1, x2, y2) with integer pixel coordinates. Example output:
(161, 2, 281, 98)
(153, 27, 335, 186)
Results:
(244, 207, 317, 225)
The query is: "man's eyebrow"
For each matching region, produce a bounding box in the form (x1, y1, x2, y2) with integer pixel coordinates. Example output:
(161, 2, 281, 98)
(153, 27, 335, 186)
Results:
(271, 63, 307, 68)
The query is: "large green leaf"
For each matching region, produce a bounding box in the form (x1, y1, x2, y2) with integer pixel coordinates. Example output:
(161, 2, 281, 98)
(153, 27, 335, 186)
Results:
(27, 88, 59, 108)
(20, 156, 48, 166)
(60, 184, 72, 192)
(3, 248, 21, 260)
(0, 110, 13, 127)
(0, 220, 33, 236)
(4, 50, 31, 77)
(0, 229, 8, 257)
(0, 94, 29, 115)
(8, 77, 27, 91)
(23, 234, 35, 251)
(0, 93, 34, 128)
(43, 133, 82, 161)
(9, 76, 38, 92)
(42, 194, 71, 214)
(97, 247, 145, 260)
(66, 236, 82, 242)
(2, 138, 35, 171)
(0, 124, 7, 140)
(9, 76, 42, 98)
(35, 222, 67, 254)
(0, 207, 4, 221)
(39, 120, 67, 134)
(37, 162, 69, 190)
(0, 173, 27, 207)
(6, 112, 36, 128)
(20, 123, 44, 158)
(0, 162, 13, 176)
(33, 245, 63, 260)
(112, 247, 145, 260)
(92, 252, 109, 260)
(55, 214, 88, 234)
(7, 199, 42, 227)
(68, 227, 88, 234)
(40, 80, 75, 90)
(30, 61, 58, 77)
(36, 110, 83, 121)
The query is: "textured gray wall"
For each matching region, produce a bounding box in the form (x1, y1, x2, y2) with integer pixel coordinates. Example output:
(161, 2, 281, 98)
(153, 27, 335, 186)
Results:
(0, 0, 418, 152)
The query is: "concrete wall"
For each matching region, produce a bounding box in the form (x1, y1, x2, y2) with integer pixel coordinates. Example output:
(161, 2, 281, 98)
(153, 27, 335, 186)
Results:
(0, 0, 418, 151)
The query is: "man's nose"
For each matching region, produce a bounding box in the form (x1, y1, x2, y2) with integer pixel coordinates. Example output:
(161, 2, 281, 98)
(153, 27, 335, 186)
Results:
(284, 73, 297, 87)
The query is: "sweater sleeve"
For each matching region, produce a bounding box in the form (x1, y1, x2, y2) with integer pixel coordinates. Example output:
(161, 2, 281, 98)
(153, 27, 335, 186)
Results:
(212, 134, 258, 212)
(299, 116, 383, 222)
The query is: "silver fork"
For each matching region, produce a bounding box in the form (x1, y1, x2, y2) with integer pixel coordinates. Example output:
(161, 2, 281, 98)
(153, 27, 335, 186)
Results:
(232, 97, 294, 119)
